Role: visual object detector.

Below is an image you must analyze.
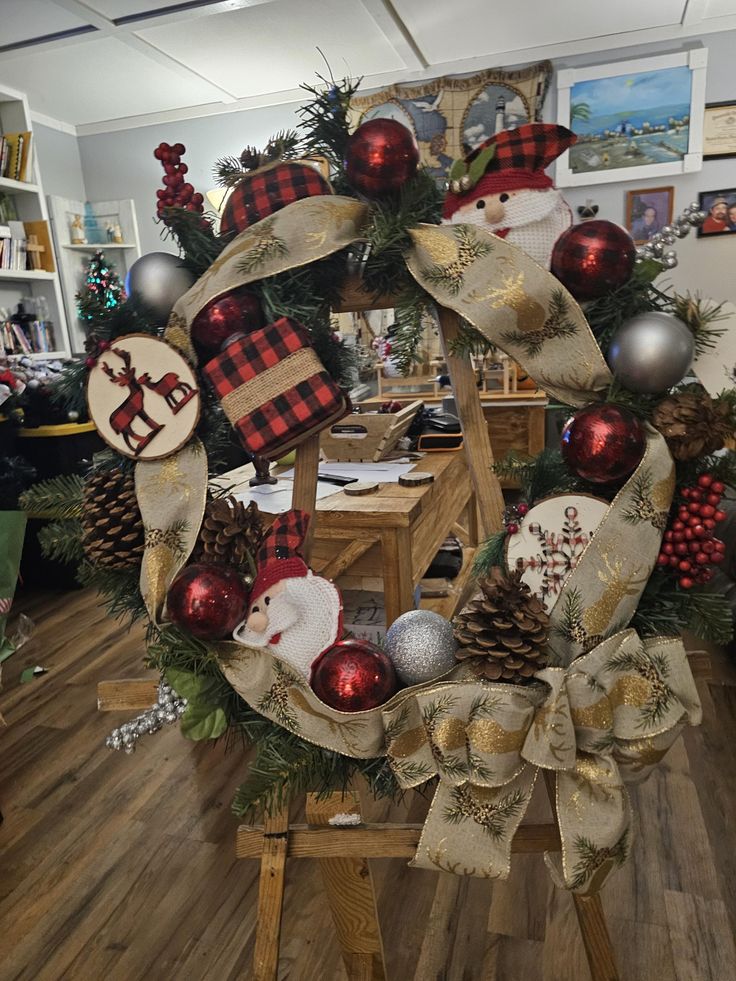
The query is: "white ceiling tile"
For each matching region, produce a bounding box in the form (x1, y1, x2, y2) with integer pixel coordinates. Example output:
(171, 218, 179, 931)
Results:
(84, 0, 189, 17)
(137, 0, 406, 99)
(704, 0, 736, 17)
(392, 0, 687, 64)
(0, 36, 225, 125)
(0, 0, 90, 47)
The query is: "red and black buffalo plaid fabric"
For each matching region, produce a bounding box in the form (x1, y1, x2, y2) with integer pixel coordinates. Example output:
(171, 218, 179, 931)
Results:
(220, 161, 331, 237)
(443, 123, 576, 219)
(203, 317, 348, 460)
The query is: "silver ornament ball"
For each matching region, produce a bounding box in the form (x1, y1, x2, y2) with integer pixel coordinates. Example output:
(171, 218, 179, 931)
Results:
(125, 252, 196, 327)
(384, 609, 458, 686)
(607, 311, 695, 394)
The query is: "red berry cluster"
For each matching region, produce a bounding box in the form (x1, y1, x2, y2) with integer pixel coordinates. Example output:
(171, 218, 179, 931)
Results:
(657, 473, 727, 589)
(504, 501, 529, 536)
(153, 142, 204, 218)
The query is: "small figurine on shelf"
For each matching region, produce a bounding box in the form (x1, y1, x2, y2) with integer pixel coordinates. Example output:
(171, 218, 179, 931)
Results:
(111, 222, 123, 244)
(70, 214, 86, 245)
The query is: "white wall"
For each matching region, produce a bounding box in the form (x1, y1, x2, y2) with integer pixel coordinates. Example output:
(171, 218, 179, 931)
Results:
(78, 103, 301, 255)
(34, 123, 85, 200)
(70, 30, 736, 300)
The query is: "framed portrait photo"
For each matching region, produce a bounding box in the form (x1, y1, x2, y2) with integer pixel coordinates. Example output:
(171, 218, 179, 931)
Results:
(703, 101, 736, 159)
(697, 189, 736, 238)
(625, 186, 674, 244)
(556, 49, 708, 186)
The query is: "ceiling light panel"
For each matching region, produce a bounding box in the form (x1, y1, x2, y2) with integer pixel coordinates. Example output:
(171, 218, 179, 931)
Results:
(0, 36, 226, 125)
(136, 0, 405, 100)
(391, 0, 687, 64)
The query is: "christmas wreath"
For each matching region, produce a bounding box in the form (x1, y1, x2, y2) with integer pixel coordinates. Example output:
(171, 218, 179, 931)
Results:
(23, 77, 736, 894)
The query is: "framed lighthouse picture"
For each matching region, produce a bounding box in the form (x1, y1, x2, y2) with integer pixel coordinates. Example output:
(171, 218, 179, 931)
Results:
(86, 334, 200, 460)
(555, 49, 708, 186)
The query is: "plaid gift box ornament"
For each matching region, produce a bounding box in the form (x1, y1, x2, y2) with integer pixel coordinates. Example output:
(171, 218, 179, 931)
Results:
(204, 317, 349, 460)
(220, 160, 332, 238)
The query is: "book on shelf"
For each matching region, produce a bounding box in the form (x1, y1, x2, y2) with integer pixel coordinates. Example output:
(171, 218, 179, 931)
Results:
(0, 193, 19, 223)
(0, 219, 27, 271)
(1, 314, 56, 355)
(0, 131, 32, 182)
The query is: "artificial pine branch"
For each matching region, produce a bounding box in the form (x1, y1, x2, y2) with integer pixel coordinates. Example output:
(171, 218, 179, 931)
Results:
(296, 74, 362, 171)
(585, 264, 670, 355)
(157, 209, 222, 275)
(214, 155, 247, 187)
(77, 561, 149, 629)
(37, 520, 85, 565)
(669, 293, 728, 356)
(472, 530, 508, 578)
(19, 473, 84, 519)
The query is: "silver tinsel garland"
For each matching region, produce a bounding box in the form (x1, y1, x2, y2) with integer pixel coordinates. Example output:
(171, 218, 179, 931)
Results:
(105, 679, 187, 754)
(635, 201, 707, 269)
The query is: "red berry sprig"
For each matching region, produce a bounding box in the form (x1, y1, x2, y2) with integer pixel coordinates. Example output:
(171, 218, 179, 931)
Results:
(153, 142, 204, 219)
(657, 472, 727, 589)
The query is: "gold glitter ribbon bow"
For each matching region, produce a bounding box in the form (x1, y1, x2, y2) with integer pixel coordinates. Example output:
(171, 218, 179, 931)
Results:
(381, 631, 701, 891)
(136, 196, 369, 619)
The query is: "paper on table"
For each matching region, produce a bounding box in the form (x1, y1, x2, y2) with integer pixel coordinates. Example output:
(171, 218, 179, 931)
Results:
(233, 478, 341, 514)
(280, 461, 416, 483)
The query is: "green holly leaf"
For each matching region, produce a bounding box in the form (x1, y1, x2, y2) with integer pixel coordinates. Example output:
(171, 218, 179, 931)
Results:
(467, 145, 496, 187)
(632, 258, 664, 284)
(448, 159, 467, 181)
(165, 667, 221, 703)
(180, 702, 228, 741)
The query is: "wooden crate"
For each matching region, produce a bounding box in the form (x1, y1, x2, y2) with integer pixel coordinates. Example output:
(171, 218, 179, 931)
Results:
(320, 400, 422, 462)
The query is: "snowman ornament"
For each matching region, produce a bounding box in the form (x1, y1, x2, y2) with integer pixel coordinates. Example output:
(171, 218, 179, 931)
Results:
(443, 123, 576, 269)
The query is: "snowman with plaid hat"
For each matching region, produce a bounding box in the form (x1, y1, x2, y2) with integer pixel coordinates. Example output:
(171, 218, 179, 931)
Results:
(443, 123, 577, 268)
(232, 509, 343, 679)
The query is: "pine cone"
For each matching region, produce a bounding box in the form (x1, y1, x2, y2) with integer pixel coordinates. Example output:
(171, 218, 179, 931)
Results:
(81, 467, 144, 569)
(239, 146, 262, 171)
(454, 569, 549, 684)
(652, 391, 734, 460)
(193, 496, 264, 570)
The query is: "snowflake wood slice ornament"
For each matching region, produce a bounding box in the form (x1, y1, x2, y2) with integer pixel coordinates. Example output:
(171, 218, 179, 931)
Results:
(505, 494, 609, 610)
(86, 334, 200, 460)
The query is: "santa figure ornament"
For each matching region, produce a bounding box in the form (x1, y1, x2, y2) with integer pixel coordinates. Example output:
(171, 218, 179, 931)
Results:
(232, 509, 343, 679)
(442, 123, 576, 268)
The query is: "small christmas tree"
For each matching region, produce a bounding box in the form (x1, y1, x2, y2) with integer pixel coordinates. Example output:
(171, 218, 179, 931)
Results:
(76, 250, 125, 327)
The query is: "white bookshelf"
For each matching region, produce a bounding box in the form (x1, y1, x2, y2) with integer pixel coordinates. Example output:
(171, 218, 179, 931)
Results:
(0, 81, 71, 359)
(47, 195, 141, 353)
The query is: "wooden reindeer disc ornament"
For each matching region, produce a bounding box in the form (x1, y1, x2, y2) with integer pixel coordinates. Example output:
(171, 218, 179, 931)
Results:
(87, 334, 200, 460)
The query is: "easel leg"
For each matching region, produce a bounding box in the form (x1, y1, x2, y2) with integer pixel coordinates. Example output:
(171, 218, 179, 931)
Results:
(543, 773, 619, 981)
(253, 804, 290, 981)
(437, 305, 505, 537)
(306, 791, 387, 981)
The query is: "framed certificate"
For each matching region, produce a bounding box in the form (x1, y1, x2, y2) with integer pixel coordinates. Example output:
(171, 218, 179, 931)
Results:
(703, 101, 736, 160)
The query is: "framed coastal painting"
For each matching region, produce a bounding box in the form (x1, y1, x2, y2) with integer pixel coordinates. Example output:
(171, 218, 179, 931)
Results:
(625, 186, 674, 244)
(556, 49, 708, 186)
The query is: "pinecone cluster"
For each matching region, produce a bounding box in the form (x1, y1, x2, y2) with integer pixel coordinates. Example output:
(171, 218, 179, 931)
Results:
(454, 569, 549, 684)
(652, 391, 734, 461)
(81, 467, 144, 569)
(193, 496, 264, 570)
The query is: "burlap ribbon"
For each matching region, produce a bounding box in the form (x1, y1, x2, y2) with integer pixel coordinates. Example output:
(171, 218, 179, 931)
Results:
(132, 203, 701, 891)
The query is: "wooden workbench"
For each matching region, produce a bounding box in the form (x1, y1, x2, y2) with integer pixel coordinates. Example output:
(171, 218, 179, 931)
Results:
(221, 451, 478, 627)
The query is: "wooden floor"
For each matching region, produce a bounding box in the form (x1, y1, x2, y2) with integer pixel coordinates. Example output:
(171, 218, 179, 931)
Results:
(2, 587, 736, 981)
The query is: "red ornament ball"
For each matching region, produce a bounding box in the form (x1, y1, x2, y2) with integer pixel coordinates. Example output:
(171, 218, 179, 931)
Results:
(345, 119, 419, 198)
(551, 220, 635, 300)
(167, 563, 249, 640)
(561, 403, 645, 484)
(191, 286, 264, 360)
(310, 639, 397, 712)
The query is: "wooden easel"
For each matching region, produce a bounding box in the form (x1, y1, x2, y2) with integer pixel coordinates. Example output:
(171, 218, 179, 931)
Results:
(96, 286, 713, 979)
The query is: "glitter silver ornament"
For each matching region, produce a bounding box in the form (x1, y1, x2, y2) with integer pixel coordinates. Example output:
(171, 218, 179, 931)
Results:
(384, 609, 458, 686)
(124, 252, 196, 327)
(607, 311, 695, 394)
(662, 250, 678, 269)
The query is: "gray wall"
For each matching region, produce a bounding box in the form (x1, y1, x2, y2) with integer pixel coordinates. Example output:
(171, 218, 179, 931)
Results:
(79, 103, 301, 255)
(73, 29, 736, 300)
(34, 123, 86, 200)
